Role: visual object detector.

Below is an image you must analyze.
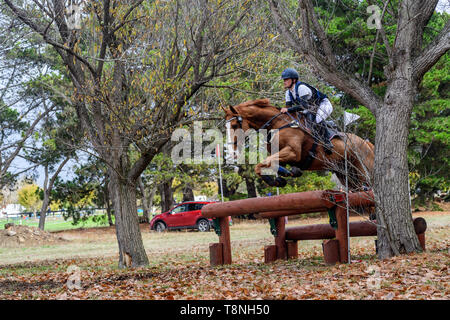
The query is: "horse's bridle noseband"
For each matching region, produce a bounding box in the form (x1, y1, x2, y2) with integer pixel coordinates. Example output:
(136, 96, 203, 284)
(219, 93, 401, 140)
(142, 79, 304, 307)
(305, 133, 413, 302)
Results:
(225, 116, 243, 125)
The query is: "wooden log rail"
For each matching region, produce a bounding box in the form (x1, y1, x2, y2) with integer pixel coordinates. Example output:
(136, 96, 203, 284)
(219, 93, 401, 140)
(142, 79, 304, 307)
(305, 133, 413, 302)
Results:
(283, 217, 427, 263)
(202, 189, 426, 266)
(202, 190, 372, 218)
(285, 217, 427, 240)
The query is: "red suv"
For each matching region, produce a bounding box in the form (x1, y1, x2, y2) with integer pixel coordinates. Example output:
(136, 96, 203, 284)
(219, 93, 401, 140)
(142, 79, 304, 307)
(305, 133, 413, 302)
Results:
(150, 201, 215, 232)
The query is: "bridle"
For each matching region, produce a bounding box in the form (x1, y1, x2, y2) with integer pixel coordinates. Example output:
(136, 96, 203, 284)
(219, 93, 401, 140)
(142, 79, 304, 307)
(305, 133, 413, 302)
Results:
(225, 115, 244, 149)
(225, 115, 243, 126)
(224, 112, 283, 148)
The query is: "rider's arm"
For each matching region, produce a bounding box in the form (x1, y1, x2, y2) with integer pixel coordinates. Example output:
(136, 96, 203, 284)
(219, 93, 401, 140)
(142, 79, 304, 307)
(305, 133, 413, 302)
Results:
(287, 95, 310, 113)
(297, 85, 312, 99)
(285, 90, 293, 107)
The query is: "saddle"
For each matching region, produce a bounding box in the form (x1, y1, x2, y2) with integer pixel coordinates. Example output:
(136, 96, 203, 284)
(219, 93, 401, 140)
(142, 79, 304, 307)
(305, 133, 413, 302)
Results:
(292, 111, 342, 142)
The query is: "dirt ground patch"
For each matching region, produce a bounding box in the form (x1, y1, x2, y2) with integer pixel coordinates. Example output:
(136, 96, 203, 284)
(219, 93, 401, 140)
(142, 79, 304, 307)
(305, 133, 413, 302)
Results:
(50, 223, 151, 242)
(52, 225, 117, 235)
(0, 225, 69, 248)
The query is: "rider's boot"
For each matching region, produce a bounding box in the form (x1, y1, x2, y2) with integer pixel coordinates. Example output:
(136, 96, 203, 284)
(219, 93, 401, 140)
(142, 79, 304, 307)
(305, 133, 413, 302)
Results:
(316, 122, 333, 155)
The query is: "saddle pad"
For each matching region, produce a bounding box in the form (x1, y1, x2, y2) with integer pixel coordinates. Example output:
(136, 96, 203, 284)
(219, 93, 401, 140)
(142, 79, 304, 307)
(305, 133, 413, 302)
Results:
(329, 128, 344, 140)
(324, 122, 343, 141)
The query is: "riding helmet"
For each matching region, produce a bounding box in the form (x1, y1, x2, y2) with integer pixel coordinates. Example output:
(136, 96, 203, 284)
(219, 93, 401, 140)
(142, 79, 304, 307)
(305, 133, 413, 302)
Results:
(281, 68, 299, 80)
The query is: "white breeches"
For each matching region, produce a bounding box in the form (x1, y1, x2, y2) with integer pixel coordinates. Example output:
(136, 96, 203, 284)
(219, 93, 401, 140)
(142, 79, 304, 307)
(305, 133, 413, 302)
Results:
(316, 98, 333, 123)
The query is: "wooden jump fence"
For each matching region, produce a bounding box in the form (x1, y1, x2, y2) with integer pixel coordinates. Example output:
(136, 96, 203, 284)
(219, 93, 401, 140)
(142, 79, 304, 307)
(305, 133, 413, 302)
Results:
(201, 190, 426, 266)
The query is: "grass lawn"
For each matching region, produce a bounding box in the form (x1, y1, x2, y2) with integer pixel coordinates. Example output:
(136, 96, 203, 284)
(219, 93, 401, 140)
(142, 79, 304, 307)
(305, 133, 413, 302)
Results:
(0, 211, 448, 300)
(0, 214, 112, 232)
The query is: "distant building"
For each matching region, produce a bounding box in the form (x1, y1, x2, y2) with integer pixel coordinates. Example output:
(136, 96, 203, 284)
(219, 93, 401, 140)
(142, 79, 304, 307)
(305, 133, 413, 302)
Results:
(1, 204, 25, 217)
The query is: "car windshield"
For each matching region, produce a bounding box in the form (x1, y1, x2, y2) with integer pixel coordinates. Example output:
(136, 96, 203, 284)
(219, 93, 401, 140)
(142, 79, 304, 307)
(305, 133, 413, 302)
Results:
(171, 205, 187, 214)
(170, 203, 205, 213)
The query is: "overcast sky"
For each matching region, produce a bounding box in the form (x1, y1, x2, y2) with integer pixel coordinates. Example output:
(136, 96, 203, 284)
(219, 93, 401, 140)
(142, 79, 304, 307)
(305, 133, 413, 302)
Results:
(437, 0, 450, 12)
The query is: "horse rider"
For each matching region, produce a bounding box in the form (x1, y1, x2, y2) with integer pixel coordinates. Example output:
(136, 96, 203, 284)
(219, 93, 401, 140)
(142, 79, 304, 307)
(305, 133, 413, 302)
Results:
(280, 68, 334, 153)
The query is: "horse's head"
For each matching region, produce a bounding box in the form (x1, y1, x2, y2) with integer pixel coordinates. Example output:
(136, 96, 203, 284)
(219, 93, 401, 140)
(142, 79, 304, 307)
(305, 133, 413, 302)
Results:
(222, 105, 252, 131)
(221, 105, 250, 160)
(222, 99, 274, 131)
(221, 99, 279, 160)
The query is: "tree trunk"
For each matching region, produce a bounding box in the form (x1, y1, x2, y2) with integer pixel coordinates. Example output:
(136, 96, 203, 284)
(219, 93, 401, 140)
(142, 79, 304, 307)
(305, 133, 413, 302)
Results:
(108, 170, 149, 268)
(159, 180, 174, 212)
(182, 184, 195, 202)
(38, 165, 49, 230)
(38, 190, 50, 230)
(147, 186, 156, 219)
(38, 158, 69, 230)
(104, 183, 114, 226)
(106, 199, 114, 226)
(220, 177, 238, 198)
(138, 177, 150, 223)
(374, 77, 423, 259)
(245, 176, 257, 198)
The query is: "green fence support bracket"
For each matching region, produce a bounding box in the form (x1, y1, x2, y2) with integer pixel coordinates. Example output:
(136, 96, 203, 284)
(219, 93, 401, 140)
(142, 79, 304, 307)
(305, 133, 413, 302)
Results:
(327, 206, 338, 230)
(269, 218, 277, 236)
(212, 218, 221, 236)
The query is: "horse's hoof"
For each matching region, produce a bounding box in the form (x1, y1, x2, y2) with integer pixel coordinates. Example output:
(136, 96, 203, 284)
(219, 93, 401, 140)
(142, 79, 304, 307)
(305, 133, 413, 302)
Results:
(290, 167, 303, 177)
(261, 175, 276, 186)
(275, 177, 287, 188)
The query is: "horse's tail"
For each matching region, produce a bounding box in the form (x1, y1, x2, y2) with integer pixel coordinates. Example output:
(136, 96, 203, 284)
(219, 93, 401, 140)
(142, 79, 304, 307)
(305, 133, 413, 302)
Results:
(345, 134, 374, 189)
(365, 139, 375, 152)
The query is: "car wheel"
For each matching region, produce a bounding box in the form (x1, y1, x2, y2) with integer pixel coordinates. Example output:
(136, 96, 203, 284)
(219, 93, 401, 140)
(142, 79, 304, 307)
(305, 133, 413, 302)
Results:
(155, 221, 167, 232)
(197, 219, 210, 232)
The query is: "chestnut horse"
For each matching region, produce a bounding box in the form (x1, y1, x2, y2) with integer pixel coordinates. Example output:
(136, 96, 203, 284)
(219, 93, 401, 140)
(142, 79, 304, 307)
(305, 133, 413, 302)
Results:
(223, 98, 374, 191)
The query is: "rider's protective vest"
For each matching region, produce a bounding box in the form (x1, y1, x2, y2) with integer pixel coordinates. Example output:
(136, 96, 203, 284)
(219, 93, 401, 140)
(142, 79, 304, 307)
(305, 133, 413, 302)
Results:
(288, 81, 327, 107)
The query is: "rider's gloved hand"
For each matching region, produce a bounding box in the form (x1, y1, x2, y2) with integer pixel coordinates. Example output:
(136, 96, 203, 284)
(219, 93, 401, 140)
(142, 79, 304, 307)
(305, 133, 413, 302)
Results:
(280, 108, 288, 113)
(306, 112, 316, 123)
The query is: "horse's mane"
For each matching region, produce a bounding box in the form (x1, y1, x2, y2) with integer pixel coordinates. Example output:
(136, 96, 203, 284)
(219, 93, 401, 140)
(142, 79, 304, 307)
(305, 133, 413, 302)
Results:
(235, 98, 278, 112)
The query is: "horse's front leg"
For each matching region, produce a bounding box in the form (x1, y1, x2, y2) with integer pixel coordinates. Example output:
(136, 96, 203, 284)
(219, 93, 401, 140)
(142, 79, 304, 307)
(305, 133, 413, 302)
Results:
(255, 146, 298, 187)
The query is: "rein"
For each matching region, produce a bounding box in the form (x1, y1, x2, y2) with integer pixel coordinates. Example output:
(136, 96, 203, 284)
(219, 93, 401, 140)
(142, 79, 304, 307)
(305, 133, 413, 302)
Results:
(260, 113, 283, 130)
(260, 110, 310, 134)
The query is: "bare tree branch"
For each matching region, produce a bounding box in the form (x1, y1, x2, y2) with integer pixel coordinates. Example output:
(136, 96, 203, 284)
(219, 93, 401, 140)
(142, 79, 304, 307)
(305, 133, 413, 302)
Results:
(3, 0, 98, 77)
(269, 0, 382, 113)
(413, 19, 450, 82)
